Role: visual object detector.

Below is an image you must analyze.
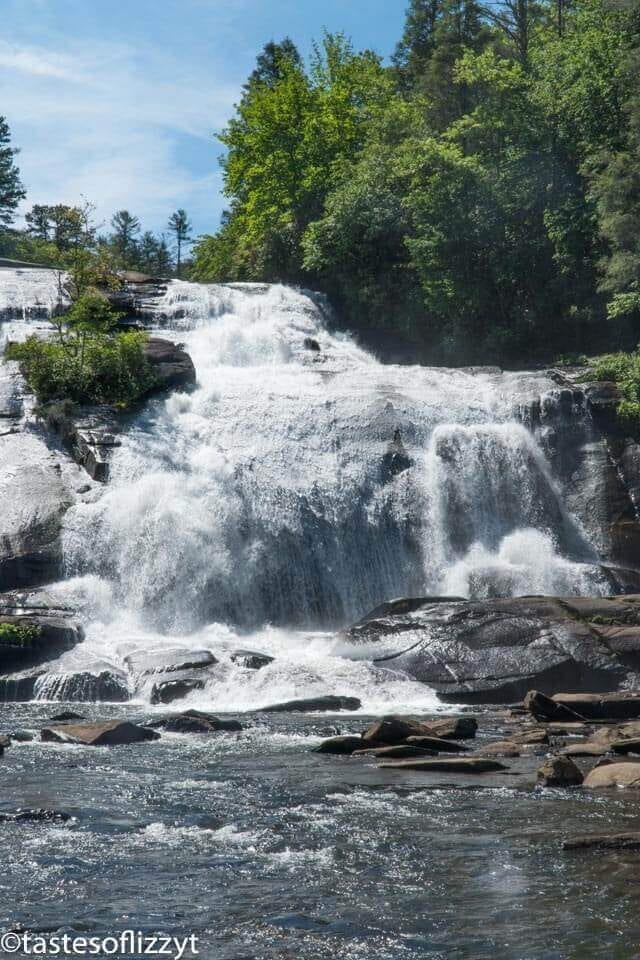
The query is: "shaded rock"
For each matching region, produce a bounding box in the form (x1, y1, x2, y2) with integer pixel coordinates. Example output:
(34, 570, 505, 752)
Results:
(611, 738, 640, 755)
(405, 735, 468, 753)
(148, 711, 242, 734)
(354, 744, 437, 758)
(0, 809, 71, 824)
(381, 429, 412, 481)
(562, 833, 640, 851)
(583, 761, 640, 788)
(230, 649, 274, 670)
(41, 720, 160, 746)
(35, 670, 129, 702)
(526, 690, 640, 722)
(537, 755, 584, 787)
(124, 648, 217, 676)
(314, 735, 365, 755)
(47, 711, 86, 722)
(150, 676, 205, 705)
(543, 722, 593, 736)
(378, 757, 507, 773)
(11, 729, 35, 742)
(0, 671, 42, 702)
(347, 595, 640, 703)
(303, 337, 321, 352)
(0, 615, 83, 673)
(562, 742, 609, 757)
(142, 338, 196, 395)
(259, 695, 361, 713)
(423, 716, 478, 740)
(477, 740, 521, 757)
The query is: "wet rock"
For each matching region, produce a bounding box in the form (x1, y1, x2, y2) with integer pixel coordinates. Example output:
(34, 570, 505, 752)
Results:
(314, 735, 365, 755)
(0, 614, 83, 673)
(361, 715, 476, 746)
(41, 720, 160, 746)
(230, 649, 274, 670)
(381, 429, 412, 481)
(561, 742, 609, 757)
(543, 722, 593, 736)
(583, 761, 640, 789)
(537, 755, 584, 787)
(611, 738, 640, 755)
(0, 809, 71, 824)
(354, 744, 437, 759)
(150, 677, 205, 705)
(36, 670, 129, 703)
(526, 690, 640, 722)
(477, 740, 521, 757)
(562, 833, 640, 851)
(405, 735, 468, 752)
(259, 695, 361, 713)
(0, 433, 74, 590)
(0, 671, 42, 701)
(10, 729, 35, 742)
(303, 337, 321, 352)
(347, 595, 640, 703)
(148, 711, 242, 734)
(142, 338, 196, 395)
(509, 729, 549, 745)
(378, 758, 507, 773)
(124, 648, 217, 676)
(47, 711, 86, 722)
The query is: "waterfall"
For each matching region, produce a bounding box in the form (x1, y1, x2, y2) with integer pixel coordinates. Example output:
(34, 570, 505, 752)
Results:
(6, 279, 611, 706)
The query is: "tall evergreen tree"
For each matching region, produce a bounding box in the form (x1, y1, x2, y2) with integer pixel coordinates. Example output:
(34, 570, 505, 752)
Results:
(393, 0, 445, 86)
(245, 38, 302, 90)
(167, 209, 193, 277)
(110, 209, 140, 265)
(0, 117, 25, 228)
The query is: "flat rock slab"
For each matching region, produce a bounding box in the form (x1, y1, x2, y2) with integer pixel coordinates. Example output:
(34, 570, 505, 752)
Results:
(612, 738, 640, 754)
(354, 744, 437, 759)
(41, 720, 160, 746)
(563, 833, 640, 851)
(583, 761, 640, 789)
(314, 736, 367, 755)
(405, 735, 468, 752)
(125, 648, 217, 676)
(259, 696, 361, 713)
(230, 649, 274, 670)
(377, 758, 507, 773)
(562, 742, 609, 757)
(527, 690, 640, 722)
(476, 740, 521, 757)
(148, 712, 242, 734)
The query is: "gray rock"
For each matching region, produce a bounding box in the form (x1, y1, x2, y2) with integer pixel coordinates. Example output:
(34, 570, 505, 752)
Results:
(526, 690, 640, 722)
(314, 735, 366, 755)
(346, 595, 640, 703)
(361, 715, 476, 746)
(148, 711, 242, 734)
(354, 744, 437, 758)
(124, 648, 217, 676)
(537, 755, 584, 787)
(150, 676, 205, 705)
(562, 832, 640, 850)
(230, 649, 274, 670)
(142, 338, 196, 395)
(0, 615, 83, 672)
(377, 757, 507, 773)
(41, 720, 160, 746)
(259, 695, 361, 713)
(0, 809, 71, 824)
(583, 761, 640, 789)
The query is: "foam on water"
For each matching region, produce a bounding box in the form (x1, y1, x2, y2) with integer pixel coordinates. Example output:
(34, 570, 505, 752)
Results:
(7, 278, 610, 707)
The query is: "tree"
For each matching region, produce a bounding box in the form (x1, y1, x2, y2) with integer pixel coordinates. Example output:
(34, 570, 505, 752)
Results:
(245, 38, 302, 90)
(110, 209, 140, 266)
(167, 209, 192, 277)
(25, 204, 52, 241)
(0, 117, 25, 228)
(393, 0, 445, 86)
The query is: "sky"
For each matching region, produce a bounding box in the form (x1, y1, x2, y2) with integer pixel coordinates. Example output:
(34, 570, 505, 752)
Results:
(0, 0, 407, 241)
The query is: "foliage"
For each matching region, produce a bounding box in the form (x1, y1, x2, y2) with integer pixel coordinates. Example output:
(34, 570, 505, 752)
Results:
(6, 294, 156, 406)
(0, 116, 25, 227)
(589, 347, 640, 424)
(0, 622, 41, 647)
(167, 209, 193, 277)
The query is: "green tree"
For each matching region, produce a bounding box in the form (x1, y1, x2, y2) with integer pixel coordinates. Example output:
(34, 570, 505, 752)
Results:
(110, 209, 140, 266)
(0, 117, 25, 228)
(167, 209, 192, 277)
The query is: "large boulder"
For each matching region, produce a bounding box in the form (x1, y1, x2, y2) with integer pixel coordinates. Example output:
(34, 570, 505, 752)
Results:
(150, 676, 205, 705)
(361, 715, 476, 746)
(346, 595, 640, 703)
(148, 711, 242, 734)
(41, 720, 160, 746)
(0, 616, 82, 673)
(525, 690, 640, 722)
(583, 761, 640, 789)
(125, 648, 217, 676)
(0, 433, 74, 589)
(537, 755, 584, 787)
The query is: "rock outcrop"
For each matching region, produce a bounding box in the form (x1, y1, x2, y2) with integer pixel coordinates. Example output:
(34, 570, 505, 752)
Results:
(41, 719, 160, 746)
(346, 594, 640, 703)
(258, 695, 362, 713)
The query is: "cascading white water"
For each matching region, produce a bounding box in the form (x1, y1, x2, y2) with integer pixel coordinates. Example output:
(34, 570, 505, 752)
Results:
(9, 279, 609, 708)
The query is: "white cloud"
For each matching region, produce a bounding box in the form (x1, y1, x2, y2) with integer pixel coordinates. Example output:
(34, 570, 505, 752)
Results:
(0, 36, 238, 234)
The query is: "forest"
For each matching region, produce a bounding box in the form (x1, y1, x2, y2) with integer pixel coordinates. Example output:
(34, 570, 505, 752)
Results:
(191, 0, 640, 364)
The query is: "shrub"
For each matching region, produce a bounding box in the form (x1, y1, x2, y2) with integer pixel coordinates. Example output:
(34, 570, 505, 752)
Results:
(589, 348, 640, 425)
(0, 622, 42, 647)
(5, 293, 157, 407)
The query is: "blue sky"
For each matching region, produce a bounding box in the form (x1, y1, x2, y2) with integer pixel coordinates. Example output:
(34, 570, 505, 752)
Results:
(0, 0, 406, 241)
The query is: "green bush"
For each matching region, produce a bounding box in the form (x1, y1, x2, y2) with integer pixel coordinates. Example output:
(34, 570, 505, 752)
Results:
(5, 293, 157, 407)
(0, 622, 42, 646)
(589, 348, 640, 425)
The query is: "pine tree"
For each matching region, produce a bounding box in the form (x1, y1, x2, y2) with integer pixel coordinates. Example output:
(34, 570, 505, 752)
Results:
(110, 209, 140, 266)
(167, 209, 192, 277)
(0, 117, 26, 228)
(393, 0, 445, 86)
(245, 38, 301, 90)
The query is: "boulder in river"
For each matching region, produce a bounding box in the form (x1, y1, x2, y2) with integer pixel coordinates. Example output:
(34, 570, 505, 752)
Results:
(476, 740, 521, 757)
(314, 735, 366, 755)
(230, 649, 274, 670)
(0, 615, 83, 672)
(41, 720, 160, 746)
(346, 595, 640, 703)
(526, 690, 640, 722)
(405, 735, 469, 752)
(562, 833, 640, 851)
(0, 809, 71, 824)
(354, 744, 437, 759)
(361, 715, 476, 746)
(150, 676, 205, 705)
(142, 338, 196, 395)
(259, 695, 361, 713)
(148, 711, 242, 734)
(124, 648, 217, 676)
(378, 757, 507, 773)
(537, 755, 584, 787)
(583, 761, 640, 789)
